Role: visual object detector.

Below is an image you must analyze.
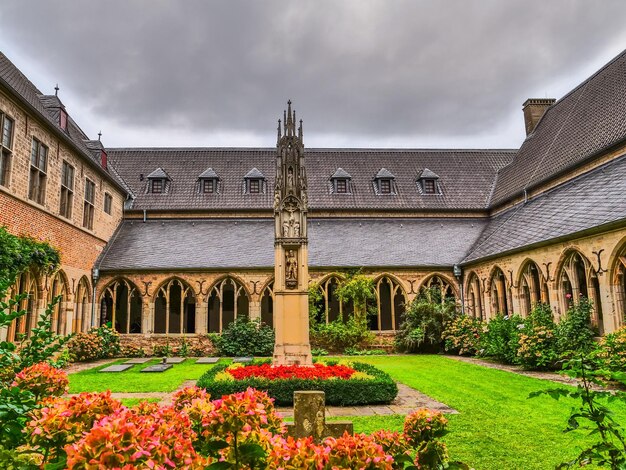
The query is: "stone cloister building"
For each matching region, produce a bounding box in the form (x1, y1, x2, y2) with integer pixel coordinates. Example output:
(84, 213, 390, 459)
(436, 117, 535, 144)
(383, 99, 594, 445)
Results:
(1, 49, 626, 348)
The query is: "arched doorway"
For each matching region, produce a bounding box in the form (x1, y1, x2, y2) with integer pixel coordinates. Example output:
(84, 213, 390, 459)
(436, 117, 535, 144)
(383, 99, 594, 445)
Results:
(373, 276, 406, 331)
(260, 281, 274, 327)
(6, 270, 38, 342)
(74, 276, 91, 333)
(489, 267, 510, 316)
(465, 272, 483, 319)
(48, 271, 68, 335)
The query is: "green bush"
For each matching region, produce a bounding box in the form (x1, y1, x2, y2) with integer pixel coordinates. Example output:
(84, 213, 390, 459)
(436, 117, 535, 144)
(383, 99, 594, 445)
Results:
(556, 297, 597, 357)
(197, 361, 397, 406)
(517, 304, 559, 370)
(310, 317, 374, 353)
(209, 318, 275, 357)
(597, 326, 626, 371)
(343, 347, 387, 356)
(395, 292, 458, 353)
(480, 314, 524, 364)
(443, 315, 486, 356)
(66, 331, 104, 362)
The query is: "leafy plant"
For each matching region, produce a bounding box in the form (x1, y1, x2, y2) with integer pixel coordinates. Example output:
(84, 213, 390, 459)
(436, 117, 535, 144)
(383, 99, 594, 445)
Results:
(335, 273, 376, 320)
(310, 317, 374, 352)
(556, 297, 597, 358)
(597, 326, 626, 371)
(210, 318, 275, 357)
(517, 304, 559, 370)
(395, 292, 458, 353)
(529, 353, 626, 469)
(480, 314, 524, 364)
(442, 315, 485, 356)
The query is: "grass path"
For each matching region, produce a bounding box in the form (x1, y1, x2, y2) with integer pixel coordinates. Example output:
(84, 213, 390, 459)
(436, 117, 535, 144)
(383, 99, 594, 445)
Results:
(349, 355, 626, 470)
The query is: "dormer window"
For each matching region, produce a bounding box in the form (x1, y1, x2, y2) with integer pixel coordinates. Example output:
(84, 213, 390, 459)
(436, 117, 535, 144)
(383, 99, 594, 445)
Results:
(146, 167, 171, 194)
(152, 179, 163, 193)
(417, 168, 440, 195)
(60, 109, 68, 131)
(249, 179, 261, 193)
(330, 168, 352, 194)
(198, 168, 219, 194)
(374, 168, 396, 195)
(244, 168, 266, 194)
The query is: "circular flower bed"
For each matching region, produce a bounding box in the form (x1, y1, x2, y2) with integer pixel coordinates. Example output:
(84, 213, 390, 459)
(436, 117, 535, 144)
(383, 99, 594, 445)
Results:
(198, 360, 398, 406)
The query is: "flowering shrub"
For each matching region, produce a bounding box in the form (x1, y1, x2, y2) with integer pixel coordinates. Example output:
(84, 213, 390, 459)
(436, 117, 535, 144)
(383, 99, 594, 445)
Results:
(598, 326, 626, 371)
(66, 331, 104, 362)
(370, 430, 411, 465)
(267, 435, 328, 469)
(11, 362, 68, 400)
(26, 391, 122, 462)
(226, 362, 356, 380)
(480, 314, 524, 364)
(120, 344, 147, 358)
(65, 405, 203, 469)
(199, 361, 398, 406)
(172, 385, 210, 411)
(413, 440, 450, 469)
(517, 325, 559, 370)
(325, 432, 394, 469)
(556, 297, 597, 356)
(443, 315, 486, 356)
(403, 408, 448, 447)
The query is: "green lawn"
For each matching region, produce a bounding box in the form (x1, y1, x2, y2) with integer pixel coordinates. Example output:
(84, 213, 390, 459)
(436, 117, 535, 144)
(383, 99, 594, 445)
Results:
(68, 358, 225, 393)
(344, 355, 626, 470)
(119, 397, 162, 407)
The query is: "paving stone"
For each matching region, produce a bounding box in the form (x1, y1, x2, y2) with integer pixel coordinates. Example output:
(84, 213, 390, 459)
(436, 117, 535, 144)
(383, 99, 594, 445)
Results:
(165, 357, 185, 364)
(124, 358, 151, 364)
(141, 364, 173, 373)
(99, 364, 133, 373)
(372, 406, 396, 416)
(196, 357, 220, 364)
(232, 356, 253, 363)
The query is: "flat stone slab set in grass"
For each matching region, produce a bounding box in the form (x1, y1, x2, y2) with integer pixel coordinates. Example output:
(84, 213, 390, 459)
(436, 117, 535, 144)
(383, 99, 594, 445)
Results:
(99, 364, 134, 373)
(196, 357, 220, 364)
(124, 358, 152, 364)
(141, 363, 173, 373)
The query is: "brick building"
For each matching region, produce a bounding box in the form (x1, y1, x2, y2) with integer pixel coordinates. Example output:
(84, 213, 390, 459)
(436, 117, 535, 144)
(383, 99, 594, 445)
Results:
(1, 49, 625, 348)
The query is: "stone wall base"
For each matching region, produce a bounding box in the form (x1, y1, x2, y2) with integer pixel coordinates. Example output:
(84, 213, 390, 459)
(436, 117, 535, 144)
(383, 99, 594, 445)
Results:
(119, 334, 216, 357)
(371, 331, 396, 351)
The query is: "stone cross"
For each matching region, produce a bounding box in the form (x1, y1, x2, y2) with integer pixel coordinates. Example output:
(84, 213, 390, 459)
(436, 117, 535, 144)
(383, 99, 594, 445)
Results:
(285, 391, 353, 442)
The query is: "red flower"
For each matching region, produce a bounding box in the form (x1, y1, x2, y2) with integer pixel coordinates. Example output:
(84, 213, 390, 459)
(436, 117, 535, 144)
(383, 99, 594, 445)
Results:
(227, 363, 356, 381)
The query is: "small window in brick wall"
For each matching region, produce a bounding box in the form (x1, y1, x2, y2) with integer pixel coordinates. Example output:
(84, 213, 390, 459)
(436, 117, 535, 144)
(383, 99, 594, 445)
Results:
(104, 192, 113, 215)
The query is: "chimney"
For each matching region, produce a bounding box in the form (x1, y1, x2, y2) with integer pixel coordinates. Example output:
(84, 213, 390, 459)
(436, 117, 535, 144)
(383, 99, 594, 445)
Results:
(522, 98, 555, 136)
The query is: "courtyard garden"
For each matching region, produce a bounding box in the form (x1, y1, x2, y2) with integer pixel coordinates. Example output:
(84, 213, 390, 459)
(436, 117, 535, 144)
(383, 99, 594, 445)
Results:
(2, 229, 626, 469)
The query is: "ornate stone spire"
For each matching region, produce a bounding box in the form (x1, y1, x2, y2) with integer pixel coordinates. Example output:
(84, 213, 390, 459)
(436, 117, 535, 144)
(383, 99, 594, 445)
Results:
(273, 100, 312, 366)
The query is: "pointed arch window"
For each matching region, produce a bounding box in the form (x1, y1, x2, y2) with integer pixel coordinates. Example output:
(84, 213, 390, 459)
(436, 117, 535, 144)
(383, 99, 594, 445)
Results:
(373, 276, 406, 331)
(489, 267, 511, 316)
(154, 279, 195, 334)
(419, 275, 456, 304)
(466, 272, 483, 320)
(7, 270, 37, 342)
(614, 249, 626, 325)
(519, 261, 548, 316)
(311, 276, 351, 324)
(74, 277, 91, 333)
(100, 279, 143, 334)
(260, 281, 274, 327)
(558, 251, 603, 333)
(207, 278, 249, 333)
(49, 271, 68, 335)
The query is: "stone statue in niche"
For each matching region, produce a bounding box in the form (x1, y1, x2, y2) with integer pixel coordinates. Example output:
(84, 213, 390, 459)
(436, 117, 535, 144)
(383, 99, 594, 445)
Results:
(287, 167, 295, 192)
(285, 250, 298, 288)
(274, 192, 281, 211)
(282, 219, 290, 237)
(293, 220, 300, 237)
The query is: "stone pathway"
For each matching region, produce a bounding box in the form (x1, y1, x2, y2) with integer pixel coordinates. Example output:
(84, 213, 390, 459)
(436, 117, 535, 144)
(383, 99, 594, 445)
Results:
(277, 383, 456, 419)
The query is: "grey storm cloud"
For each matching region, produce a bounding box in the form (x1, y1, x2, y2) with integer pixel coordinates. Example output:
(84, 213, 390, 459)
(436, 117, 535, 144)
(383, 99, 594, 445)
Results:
(1, 0, 626, 146)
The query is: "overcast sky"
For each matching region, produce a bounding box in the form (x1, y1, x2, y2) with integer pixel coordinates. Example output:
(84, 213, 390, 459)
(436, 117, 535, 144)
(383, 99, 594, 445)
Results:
(2, 1, 626, 149)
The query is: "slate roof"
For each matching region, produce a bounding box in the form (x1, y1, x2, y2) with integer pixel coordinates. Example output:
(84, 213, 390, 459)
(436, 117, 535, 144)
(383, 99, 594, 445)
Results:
(419, 168, 439, 179)
(198, 168, 219, 179)
(146, 168, 170, 179)
(244, 168, 265, 179)
(97, 217, 487, 271)
(330, 168, 352, 179)
(107, 148, 514, 211)
(491, 49, 626, 207)
(375, 168, 396, 179)
(0, 53, 128, 194)
(464, 155, 626, 263)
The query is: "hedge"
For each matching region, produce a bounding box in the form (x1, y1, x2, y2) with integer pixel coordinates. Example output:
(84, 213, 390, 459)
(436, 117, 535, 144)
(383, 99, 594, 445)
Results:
(197, 361, 398, 406)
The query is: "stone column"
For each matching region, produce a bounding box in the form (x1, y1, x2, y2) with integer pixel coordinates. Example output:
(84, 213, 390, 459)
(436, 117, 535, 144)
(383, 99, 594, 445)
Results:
(195, 298, 207, 334)
(248, 299, 261, 321)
